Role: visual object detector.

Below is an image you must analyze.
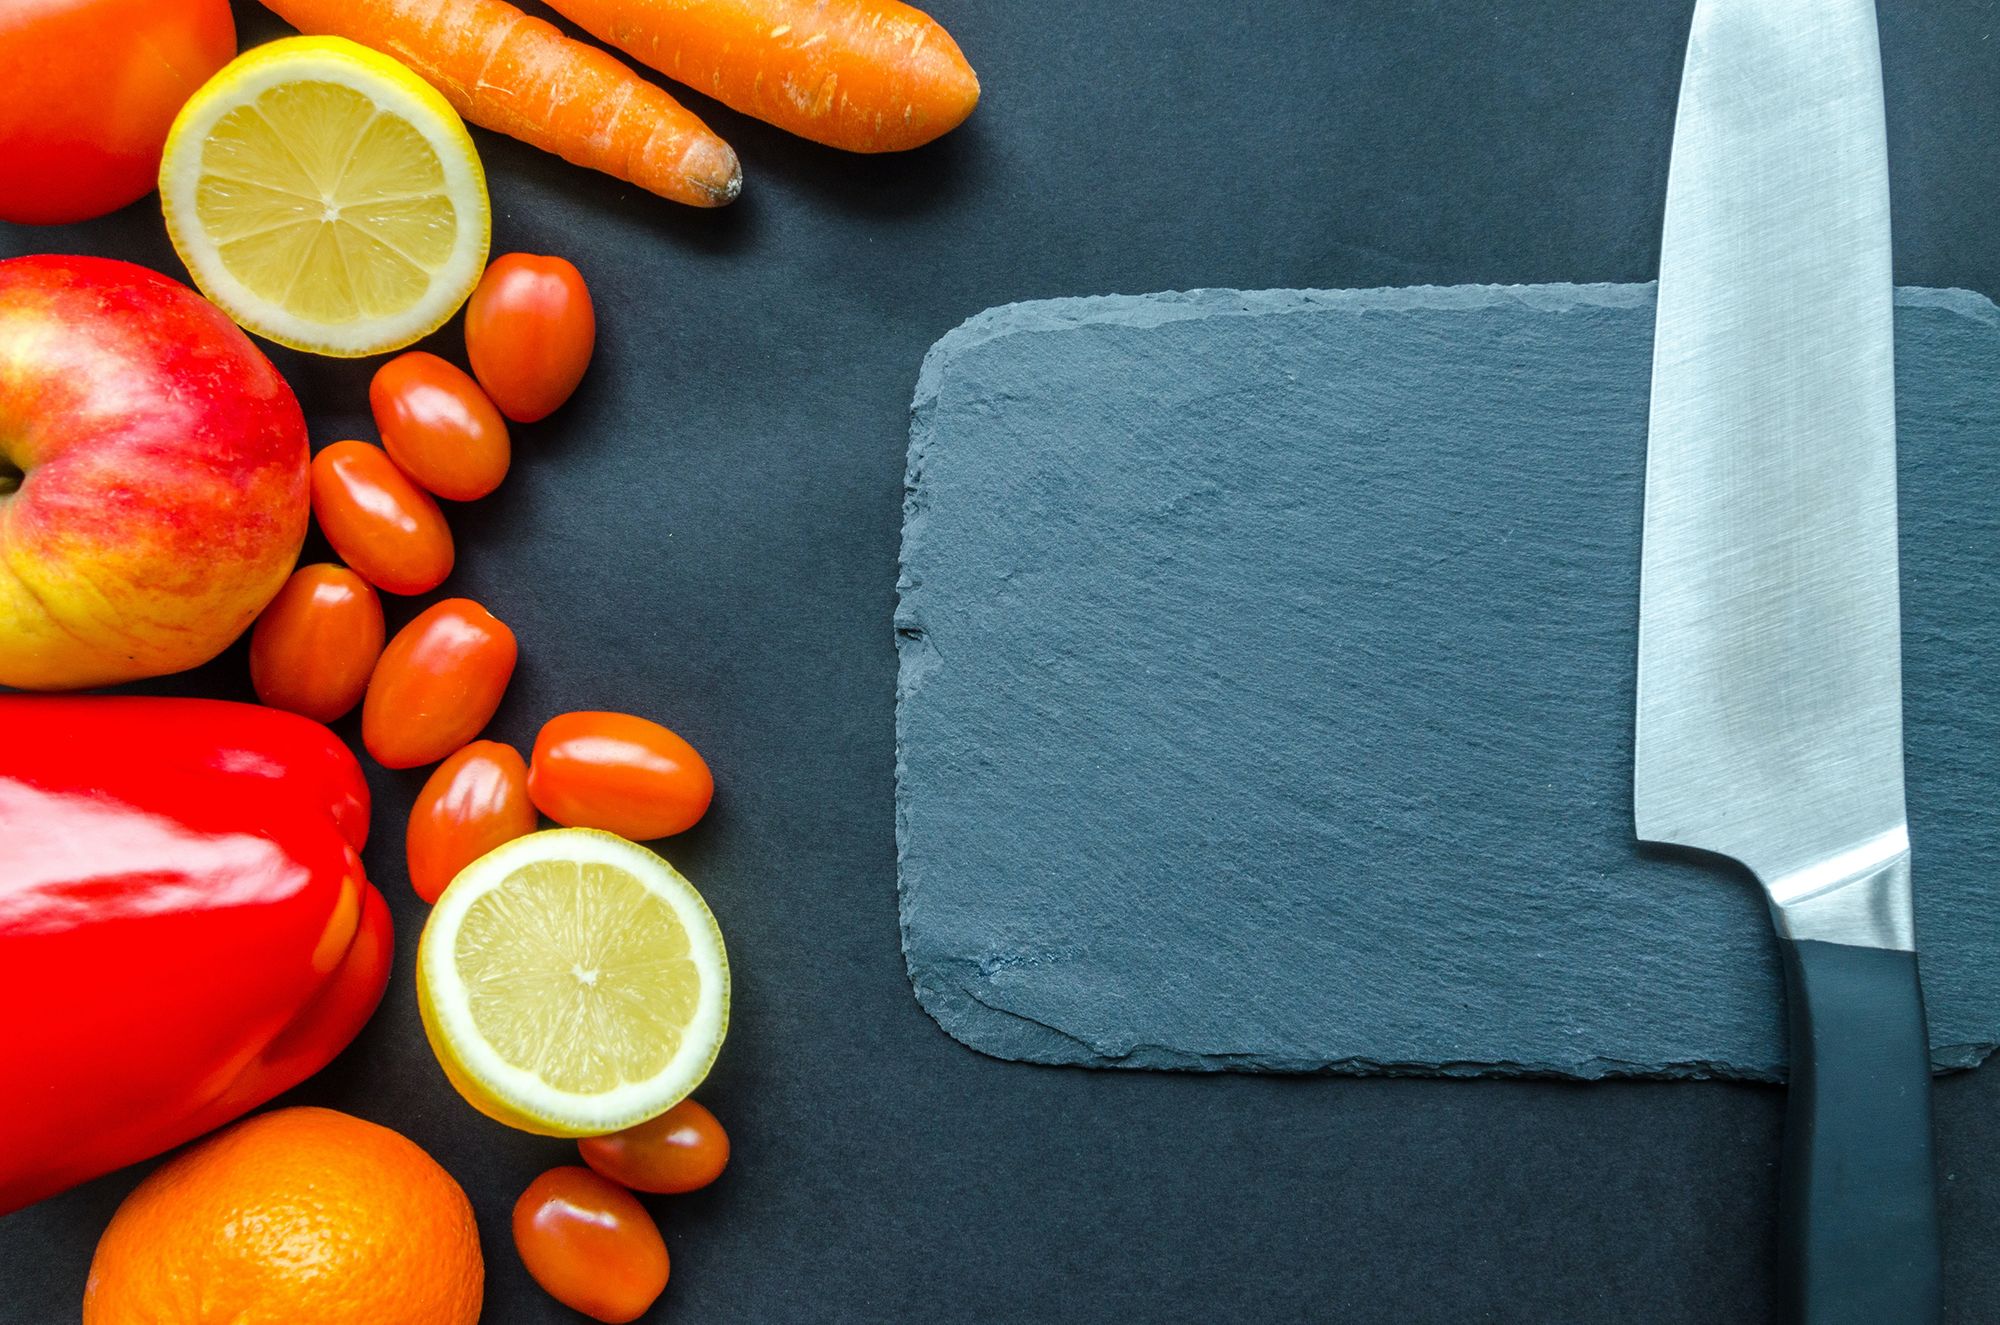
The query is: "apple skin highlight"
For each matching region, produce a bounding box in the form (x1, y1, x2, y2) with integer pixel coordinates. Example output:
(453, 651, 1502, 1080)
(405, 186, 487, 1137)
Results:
(0, 255, 309, 690)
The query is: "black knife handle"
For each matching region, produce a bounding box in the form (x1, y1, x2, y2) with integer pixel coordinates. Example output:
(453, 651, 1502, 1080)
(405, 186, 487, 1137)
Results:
(1778, 938, 1941, 1323)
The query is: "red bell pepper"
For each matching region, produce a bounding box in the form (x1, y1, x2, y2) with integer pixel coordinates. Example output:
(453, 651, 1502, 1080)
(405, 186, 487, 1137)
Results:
(0, 696, 392, 1214)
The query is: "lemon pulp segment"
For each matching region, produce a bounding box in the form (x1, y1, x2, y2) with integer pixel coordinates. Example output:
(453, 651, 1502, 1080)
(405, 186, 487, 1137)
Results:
(196, 82, 459, 324)
(456, 859, 700, 1093)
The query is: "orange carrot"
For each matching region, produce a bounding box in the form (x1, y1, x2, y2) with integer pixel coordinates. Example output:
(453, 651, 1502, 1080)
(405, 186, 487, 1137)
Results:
(543, 0, 980, 153)
(259, 0, 741, 206)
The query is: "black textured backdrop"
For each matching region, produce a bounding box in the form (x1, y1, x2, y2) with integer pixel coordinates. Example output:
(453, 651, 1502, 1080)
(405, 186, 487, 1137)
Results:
(4, 2, 1998, 1320)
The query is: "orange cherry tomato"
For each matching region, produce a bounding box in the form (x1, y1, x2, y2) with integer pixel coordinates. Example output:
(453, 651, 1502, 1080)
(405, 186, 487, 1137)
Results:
(309, 441, 454, 596)
(513, 1166, 668, 1324)
(370, 351, 511, 501)
(578, 1099, 730, 1195)
(407, 740, 537, 902)
(362, 599, 516, 769)
(248, 564, 385, 723)
(464, 254, 596, 423)
(528, 711, 713, 840)
(0, 0, 236, 225)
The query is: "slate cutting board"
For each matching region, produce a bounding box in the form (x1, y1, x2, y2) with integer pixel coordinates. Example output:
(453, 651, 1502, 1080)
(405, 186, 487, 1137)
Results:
(894, 283, 2000, 1080)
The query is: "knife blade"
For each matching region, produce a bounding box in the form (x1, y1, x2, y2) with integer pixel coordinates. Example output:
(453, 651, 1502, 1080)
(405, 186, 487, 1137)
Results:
(1634, 0, 1940, 1319)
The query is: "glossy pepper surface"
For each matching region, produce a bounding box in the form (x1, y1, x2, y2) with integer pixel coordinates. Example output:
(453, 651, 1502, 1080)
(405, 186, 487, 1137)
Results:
(0, 696, 393, 1215)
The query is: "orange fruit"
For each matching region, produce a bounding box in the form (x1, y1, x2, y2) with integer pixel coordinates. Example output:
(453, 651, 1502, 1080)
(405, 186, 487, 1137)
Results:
(83, 1107, 483, 1325)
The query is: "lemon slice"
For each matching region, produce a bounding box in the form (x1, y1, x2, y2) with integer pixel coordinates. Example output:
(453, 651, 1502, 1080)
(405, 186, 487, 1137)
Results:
(160, 36, 490, 357)
(417, 829, 730, 1137)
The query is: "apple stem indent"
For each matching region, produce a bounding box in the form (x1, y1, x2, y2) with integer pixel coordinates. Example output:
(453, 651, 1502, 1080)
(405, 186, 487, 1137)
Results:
(0, 458, 20, 498)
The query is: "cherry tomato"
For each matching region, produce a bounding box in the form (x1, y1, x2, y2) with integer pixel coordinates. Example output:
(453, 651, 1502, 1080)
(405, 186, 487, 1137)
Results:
(370, 351, 511, 501)
(0, 0, 235, 225)
(528, 711, 713, 840)
(407, 740, 537, 902)
(309, 441, 454, 596)
(362, 599, 516, 769)
(464, 254, 596, 423)
(513, 1166, 669, 1324)
(248, 564, 385, 723)
(578, 1099, 730, 1195)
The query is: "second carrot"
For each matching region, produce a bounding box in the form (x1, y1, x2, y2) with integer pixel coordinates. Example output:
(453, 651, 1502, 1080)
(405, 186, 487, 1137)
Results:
(546, 0, 981, 153)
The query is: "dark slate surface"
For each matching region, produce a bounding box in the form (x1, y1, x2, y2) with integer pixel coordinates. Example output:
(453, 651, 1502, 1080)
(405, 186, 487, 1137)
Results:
(897, 282, 2000, 1079)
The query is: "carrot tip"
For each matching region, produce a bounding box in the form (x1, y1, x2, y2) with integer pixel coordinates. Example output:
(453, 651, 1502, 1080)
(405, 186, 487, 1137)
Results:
(707, 162, 743, 206)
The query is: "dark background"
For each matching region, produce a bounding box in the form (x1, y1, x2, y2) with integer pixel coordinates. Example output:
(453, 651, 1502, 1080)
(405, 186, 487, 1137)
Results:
(4, 1, 1997, 1319)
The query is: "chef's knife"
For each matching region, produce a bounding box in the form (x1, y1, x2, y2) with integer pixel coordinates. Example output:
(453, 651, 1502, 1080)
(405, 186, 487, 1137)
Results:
(1635, 0, 1939, 1319)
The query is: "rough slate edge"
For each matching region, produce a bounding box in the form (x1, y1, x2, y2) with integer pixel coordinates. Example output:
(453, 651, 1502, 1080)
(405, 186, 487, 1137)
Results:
(893, 281, 2000, 1081)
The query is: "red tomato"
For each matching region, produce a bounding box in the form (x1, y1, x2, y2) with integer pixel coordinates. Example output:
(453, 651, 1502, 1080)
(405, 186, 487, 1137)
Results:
(528, 711, 713, 840)
(248, 564, 385, 723)
(464, 254, 596, 423)
(370, 351, 511, 501)
(309, 441, 454, 596)
(578, 1099, 730, 1195)
(406, 740, 537, 902)
(0, 0, 235, 225)
(361, 599, 516, 769)
(513, 1167, 669, 1324)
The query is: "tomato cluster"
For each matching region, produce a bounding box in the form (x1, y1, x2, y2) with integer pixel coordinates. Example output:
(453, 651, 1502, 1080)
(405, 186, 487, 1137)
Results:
(404, 709, 714, 902)
(514, 1100, 732, 1321)
(250, 252, 714, 868)
(245, 250, 727, 1321)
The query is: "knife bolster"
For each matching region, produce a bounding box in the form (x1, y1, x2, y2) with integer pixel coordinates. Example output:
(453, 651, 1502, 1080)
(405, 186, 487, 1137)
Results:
(1768, 839, 1914, 951)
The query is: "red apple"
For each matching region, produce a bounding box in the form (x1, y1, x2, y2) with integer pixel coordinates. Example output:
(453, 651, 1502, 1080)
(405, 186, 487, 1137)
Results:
(0, 255, 309, 689)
